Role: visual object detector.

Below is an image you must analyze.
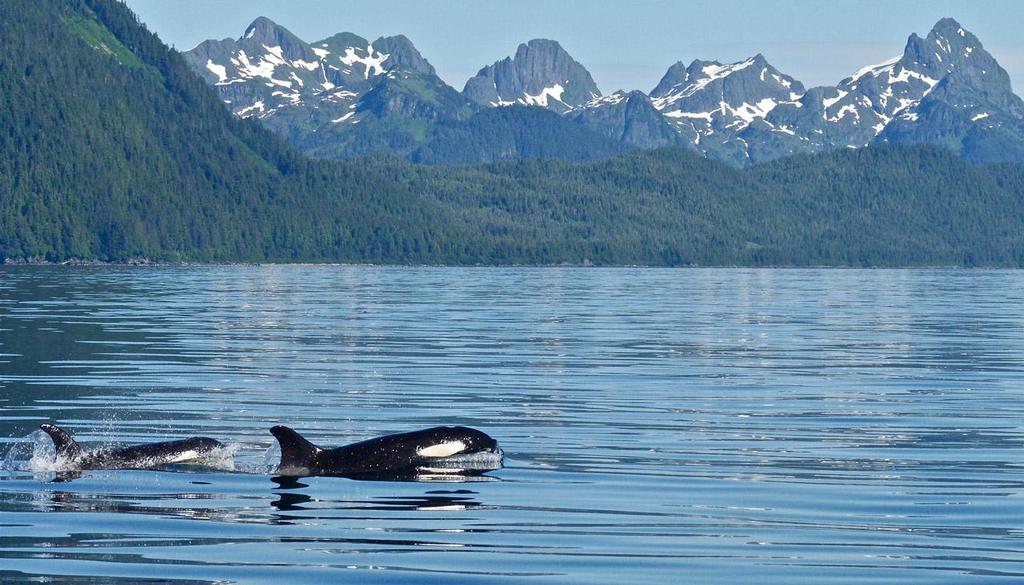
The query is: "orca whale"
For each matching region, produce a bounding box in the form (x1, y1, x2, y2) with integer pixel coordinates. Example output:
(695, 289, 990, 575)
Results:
(39, 423, 226, 471)
(269, 425, 503, 478)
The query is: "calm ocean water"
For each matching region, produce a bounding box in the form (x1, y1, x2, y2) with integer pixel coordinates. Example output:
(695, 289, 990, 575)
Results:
(0, 266, 1022, 584)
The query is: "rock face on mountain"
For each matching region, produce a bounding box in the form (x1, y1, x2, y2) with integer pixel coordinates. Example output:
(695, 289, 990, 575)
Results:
(463, 39, 601, 113)
(571, 91, 685, 150)
(186, 17, 1024, 166)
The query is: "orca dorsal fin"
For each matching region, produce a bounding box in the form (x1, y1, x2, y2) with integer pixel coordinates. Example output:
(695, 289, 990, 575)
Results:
(270, 426, 321, 470)
(40, 423, 84, 461)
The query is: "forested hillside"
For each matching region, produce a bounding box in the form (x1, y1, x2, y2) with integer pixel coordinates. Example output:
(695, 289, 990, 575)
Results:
(0, 0, 465, 263)
(1, 0, 1022, 267)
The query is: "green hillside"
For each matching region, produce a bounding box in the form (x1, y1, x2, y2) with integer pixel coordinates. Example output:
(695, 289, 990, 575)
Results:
(1, 0, 1022, 267)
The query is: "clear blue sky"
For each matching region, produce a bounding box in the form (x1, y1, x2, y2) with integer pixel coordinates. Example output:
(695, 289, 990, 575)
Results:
(123, 0, 1024, 95)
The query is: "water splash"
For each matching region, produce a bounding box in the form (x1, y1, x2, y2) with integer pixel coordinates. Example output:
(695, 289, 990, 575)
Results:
(423, 449, 505, 472)
(262, 441, 281, 474)
(27, 429, 59, 472)
(2, 431, 241, 475)
(183, 443, 239, 472)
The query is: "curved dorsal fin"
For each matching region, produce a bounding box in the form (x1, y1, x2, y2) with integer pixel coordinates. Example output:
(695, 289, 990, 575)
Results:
(40, 423, 84, 461)
(270, 426, 320, 470)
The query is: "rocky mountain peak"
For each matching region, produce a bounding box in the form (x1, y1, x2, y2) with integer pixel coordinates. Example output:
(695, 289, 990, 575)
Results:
(241, 17, 297, 47)
(370, 35, 436, 76)
(184, 16, 1024, 167)
(463, 38, 601, 112)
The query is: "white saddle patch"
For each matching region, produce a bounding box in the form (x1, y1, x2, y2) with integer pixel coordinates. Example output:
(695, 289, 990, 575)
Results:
(416, 441, 466, 458)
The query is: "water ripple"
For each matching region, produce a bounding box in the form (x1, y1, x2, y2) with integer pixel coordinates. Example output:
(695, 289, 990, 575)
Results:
(1, 266, 1022, 583)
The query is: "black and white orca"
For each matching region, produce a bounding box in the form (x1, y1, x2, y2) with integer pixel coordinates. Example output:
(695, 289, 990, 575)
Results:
(269, 425, 503, 478)
(39, 423, 226, 470)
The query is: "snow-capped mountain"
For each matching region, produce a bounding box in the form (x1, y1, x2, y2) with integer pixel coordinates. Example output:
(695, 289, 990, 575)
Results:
(183, 17, 472, 157)
(761, 17, 1023, 156)
(463, 39, 601, 113)
(186, 17, 1024, 165)
(649, 54, 805, 146)
(567, 17, 1024, 164)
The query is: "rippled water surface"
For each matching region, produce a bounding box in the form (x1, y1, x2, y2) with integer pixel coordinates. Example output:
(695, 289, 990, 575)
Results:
(1, 266, 1022, 584)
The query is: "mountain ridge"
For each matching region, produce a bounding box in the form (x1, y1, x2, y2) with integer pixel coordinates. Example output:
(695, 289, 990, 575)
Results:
(184, 16, 1024, 166)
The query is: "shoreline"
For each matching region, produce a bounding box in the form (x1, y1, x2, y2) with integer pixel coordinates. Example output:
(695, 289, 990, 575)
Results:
(0, 259, 1011, 270)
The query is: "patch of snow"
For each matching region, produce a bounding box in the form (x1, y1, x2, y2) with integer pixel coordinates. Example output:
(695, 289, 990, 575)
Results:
(236, 100, 265, 117)
(292, 59, 320, 71)
(205, 60, 228, 83)
(312, 47, 330, 59)
(332, 111, 355, 124)
(583, 92, 628, 108)
(234, 50, 281, 83)
(849, 56, 900, 81)
(828, 103, 859, 122)
(732, 98, 778, 124)
(971, 112, 989, 121)
(822, 89, 848, 110)
(340, 45, 390, 78)
(887, 67, 938, 90)
(665, 110, 714, 122)
(272, 90, 302, 105)
(521, 84, 566, 107)
(262, 45, 287, 66)
(773, 73, 793, 89)
(894, 97, 917, 114)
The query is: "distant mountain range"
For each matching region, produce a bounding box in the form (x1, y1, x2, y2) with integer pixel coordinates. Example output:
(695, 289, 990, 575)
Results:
(184, 17, 1024, 165)
(4, 0, 1024, 267)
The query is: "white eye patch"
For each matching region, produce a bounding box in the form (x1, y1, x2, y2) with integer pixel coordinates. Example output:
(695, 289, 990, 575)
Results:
(416, 441, 466, 458)
(167, 450, 199, 463)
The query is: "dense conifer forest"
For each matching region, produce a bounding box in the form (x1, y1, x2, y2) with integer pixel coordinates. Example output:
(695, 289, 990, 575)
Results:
(1, 0, 1023, 266)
